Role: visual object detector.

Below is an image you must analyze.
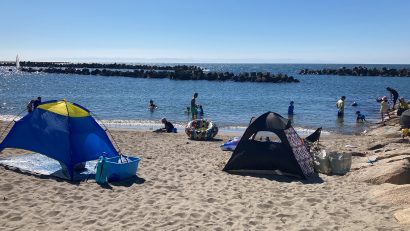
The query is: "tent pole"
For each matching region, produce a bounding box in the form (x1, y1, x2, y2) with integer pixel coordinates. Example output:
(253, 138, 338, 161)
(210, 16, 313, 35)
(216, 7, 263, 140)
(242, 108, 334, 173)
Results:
(90, 112, 124, 163)
(64, 101, 74, 181)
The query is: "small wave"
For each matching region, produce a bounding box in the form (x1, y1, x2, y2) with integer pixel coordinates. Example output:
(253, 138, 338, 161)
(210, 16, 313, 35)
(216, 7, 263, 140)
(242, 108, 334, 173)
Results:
(0, 116, 331, 137)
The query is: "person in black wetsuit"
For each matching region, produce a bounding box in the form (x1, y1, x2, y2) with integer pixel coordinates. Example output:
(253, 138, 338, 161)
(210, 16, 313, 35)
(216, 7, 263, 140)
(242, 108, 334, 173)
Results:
(154, 118, 176, 133)
(386, 87, 398, 109)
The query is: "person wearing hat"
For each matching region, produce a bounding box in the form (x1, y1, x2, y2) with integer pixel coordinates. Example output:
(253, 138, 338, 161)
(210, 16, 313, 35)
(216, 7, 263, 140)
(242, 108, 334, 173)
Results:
(397, 97, 409, 116)
(380, 96, 390, 124)
(336, 96, 346, 117)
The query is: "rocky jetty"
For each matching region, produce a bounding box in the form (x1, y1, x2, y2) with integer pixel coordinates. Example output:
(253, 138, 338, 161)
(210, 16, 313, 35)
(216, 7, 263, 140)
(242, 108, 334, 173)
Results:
(299, 66, 410, 77)
(0, 61, 300, 83)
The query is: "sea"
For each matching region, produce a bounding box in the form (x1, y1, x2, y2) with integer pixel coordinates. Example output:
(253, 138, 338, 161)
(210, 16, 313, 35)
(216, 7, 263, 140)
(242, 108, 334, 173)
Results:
(1, 64, 409, 136)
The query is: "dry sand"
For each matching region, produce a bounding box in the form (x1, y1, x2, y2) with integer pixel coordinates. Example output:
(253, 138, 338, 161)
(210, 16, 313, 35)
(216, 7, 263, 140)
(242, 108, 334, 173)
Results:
(0, 118, 409, 230)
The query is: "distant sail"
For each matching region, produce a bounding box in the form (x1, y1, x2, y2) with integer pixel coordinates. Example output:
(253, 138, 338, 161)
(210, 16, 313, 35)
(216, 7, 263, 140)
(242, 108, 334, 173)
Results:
(16, 55, 20, 70)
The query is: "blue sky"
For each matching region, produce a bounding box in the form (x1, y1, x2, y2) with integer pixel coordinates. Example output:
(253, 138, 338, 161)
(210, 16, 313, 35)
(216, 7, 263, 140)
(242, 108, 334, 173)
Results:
(1, 0, 409, 63)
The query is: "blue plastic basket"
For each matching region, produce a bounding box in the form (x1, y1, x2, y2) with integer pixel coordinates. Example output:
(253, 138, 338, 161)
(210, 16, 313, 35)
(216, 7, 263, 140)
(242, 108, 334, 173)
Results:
(104, 156, 140, 181)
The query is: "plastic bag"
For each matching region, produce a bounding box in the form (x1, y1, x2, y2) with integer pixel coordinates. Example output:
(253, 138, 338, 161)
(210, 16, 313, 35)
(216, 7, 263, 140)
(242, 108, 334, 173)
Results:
(328, 152, 352, 175)
(313, 150, 332, 175)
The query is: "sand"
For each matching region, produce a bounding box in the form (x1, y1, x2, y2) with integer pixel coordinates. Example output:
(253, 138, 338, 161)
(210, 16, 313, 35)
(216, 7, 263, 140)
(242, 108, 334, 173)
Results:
(0, 118, 409, 230)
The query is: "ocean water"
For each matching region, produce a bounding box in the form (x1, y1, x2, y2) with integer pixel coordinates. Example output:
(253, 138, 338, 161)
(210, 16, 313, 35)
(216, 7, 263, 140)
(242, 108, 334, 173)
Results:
(1, 64, 409, 135)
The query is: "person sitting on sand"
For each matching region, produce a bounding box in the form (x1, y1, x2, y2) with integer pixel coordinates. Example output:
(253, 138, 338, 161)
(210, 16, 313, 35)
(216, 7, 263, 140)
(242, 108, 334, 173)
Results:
(380, 96, 390, 124)
(397, 97, 409, 116)
(288, 101, 294, 115)
(336, 96, 346, 117)
(356, 111, 366, 123)
(154, 118, 176, 133)
(148, 99, 157, 110)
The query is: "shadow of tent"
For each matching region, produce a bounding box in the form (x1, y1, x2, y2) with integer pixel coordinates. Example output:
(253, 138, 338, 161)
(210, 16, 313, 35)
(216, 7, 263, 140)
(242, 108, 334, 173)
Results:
(0, 165, 82, 186)
(226, 171, 324, 184)
(109, 175, 146, 187)
(188, 138, 223, 142)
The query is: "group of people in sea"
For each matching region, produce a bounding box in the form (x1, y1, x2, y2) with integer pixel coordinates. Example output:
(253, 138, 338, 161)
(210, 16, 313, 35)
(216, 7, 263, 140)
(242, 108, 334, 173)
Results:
(335, 87, 409, 125)
(150, 92, 205, 133)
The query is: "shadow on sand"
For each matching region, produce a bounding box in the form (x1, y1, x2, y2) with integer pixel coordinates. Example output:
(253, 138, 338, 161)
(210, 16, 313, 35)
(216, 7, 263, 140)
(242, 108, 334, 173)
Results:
(226, 171, 324, 184)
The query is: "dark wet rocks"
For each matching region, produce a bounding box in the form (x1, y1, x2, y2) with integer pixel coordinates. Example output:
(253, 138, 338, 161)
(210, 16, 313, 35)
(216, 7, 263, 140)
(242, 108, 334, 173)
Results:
(3, 61, 300, 83)
(299, 66, 410, 77)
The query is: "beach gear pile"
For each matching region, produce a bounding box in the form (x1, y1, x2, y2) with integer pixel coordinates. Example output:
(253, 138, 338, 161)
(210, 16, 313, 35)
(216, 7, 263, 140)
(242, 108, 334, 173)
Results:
(185, 119, 218, 140)
(0, 100, 140, 181)
(223, 112, 315, 178)
(312, 150, 352, 175)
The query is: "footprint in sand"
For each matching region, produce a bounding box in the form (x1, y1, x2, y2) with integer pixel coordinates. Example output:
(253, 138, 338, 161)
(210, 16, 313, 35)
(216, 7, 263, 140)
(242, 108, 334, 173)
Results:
(83, 219, 97, 225)
(173, 212, 186, 218)
(46, 211, 60, 217)
(257, 203, 273, 209)
(280, 201, 294, 206)
(190, 213, 201, 218)
(0, 183, 13, 191)
(9, 215, 23, 221)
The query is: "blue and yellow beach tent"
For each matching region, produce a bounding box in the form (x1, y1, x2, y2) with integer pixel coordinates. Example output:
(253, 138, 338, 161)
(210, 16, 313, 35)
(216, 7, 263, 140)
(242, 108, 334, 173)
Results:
(0, 100, 118, 179)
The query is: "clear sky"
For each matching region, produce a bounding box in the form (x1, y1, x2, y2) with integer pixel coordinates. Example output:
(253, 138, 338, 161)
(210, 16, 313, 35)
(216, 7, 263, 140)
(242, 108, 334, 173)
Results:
(1, 0, 409, 63)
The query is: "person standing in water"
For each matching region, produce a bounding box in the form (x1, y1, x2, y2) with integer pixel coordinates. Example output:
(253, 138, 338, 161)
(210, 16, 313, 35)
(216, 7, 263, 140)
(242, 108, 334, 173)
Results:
(198, 105, 204, 118)
(336, 96, 346, 117)
(190, 93, 198, 120)
(386, 87, 398, 109)
(288, 101, 294, 115)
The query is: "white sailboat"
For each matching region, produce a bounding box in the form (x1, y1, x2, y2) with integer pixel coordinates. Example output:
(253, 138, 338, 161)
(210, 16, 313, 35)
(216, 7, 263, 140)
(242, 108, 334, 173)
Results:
(16, 55, 20, 70)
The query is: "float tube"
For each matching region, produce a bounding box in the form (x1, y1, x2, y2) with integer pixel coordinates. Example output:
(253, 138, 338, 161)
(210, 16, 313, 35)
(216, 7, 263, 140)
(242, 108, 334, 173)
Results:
(185, 119, 218, 140)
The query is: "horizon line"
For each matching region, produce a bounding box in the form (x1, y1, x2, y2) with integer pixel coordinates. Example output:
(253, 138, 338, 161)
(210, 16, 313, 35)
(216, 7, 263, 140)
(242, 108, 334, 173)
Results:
(2, 60, 410, 65)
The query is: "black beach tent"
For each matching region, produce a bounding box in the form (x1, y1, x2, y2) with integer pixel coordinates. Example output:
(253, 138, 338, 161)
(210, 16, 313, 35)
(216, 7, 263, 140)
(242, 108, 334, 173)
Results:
(223, 112, 314, 178)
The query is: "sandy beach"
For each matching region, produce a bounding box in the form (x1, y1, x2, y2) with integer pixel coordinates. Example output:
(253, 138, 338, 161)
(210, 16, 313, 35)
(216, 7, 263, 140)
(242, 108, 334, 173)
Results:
(0, 117, 409, 231)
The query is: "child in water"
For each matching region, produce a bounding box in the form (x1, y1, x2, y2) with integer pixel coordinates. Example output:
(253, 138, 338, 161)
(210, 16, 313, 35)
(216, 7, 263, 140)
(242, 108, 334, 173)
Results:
(198, 105, 204, 118)
(185, 107, 190, 114)
(288, 101, 294, 115)
(356, 111, 366, 123)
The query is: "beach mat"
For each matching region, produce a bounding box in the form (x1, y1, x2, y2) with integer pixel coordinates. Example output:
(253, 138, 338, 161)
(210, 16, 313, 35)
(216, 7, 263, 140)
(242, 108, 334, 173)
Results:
(0, 153, 97, 181)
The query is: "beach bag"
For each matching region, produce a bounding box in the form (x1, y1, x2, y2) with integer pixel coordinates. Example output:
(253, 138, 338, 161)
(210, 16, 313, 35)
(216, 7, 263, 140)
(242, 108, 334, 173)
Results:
(328, 152, 352, 175)
(313, 150, 331, 175)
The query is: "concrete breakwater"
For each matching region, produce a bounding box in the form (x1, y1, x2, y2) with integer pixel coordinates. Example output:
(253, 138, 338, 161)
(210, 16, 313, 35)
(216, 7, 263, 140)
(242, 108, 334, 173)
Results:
(0, 61, 300, 83)
(299, 66, 410, 77)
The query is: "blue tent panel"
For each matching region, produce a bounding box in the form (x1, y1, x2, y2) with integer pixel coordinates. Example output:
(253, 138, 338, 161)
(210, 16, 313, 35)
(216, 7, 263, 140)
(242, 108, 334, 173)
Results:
(0, 101, 118, 179)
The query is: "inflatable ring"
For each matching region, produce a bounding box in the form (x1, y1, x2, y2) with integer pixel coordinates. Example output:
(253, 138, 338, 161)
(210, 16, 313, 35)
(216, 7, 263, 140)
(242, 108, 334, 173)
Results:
(185, 119, 218, 140)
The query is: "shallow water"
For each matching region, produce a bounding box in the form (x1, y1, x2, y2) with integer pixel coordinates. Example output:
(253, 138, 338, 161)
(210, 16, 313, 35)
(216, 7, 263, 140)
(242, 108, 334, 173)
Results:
(0, 64, 409, 135)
